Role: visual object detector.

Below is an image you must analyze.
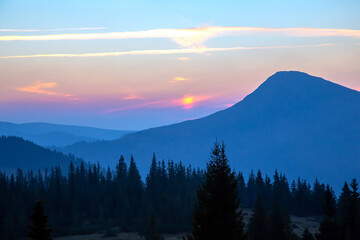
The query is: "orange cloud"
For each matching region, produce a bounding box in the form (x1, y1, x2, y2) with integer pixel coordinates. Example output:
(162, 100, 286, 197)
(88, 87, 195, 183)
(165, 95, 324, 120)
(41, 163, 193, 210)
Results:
(16, 81, 77, 100)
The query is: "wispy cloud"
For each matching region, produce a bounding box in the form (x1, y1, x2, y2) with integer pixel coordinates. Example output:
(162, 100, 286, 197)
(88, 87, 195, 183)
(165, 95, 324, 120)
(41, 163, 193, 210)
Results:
(177, 57, 189, 61)
(0, 43, 335, 59)
(0, 26, 358, 48)
(16, 81, 78, 100)
(123, 94, 144, 100)
(171, 77, 188, 83)
(104, 101, 162, 113)
(104, 94, 216, 113)
(0, 27, 105, 32)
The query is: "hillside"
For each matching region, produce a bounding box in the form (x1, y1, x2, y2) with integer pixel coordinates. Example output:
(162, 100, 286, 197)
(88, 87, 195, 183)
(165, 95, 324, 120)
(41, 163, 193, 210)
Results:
(0, 136, 81, 172)
(61, 71, 360, 191)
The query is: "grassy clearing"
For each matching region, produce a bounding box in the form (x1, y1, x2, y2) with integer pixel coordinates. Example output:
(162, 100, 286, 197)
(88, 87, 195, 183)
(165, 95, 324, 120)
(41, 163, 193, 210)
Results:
(55, 209, 320, 240)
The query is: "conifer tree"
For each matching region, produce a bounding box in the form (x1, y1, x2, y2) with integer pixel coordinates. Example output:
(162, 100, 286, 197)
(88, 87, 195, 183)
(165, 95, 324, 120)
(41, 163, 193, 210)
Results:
(315, 185, 338, 240)
(144, 212, 163, 240)
(28, 201, 52, 240)
(187, 141, 246, 240)
(127, 155, 143, 225)
(312, 179, 326, 215)
(338, 181, 352, 240)
(348, 179, 359, 240)
(269, 198, 285, 240)
(248, 195, 267, 240)
(283, 210, 297, 240)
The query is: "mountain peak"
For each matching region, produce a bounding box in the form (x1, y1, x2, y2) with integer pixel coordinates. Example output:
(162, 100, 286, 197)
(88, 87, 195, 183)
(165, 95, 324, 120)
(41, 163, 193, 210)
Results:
(251, 71, 357, 100)
(263, 71, 327, 88)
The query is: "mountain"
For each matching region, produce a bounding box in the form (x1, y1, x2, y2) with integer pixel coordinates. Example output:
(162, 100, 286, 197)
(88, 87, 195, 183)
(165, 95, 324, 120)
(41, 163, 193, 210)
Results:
(60, 71, 360, 191)
(0, 136, 82, 172)
(0, 122, 133, 147)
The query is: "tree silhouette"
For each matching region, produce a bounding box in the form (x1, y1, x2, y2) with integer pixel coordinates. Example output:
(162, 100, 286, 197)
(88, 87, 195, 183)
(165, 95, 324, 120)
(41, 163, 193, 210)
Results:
(315, 185, 338, 240)
(248, 195, 267, 240)
(338, 181, 352, 240)
(186, 141, 246, 240)
(144, 212, 163, 240)
(28, 200, 52, 240)
(348, 179, 360, 240)
(269, 198, 285, 240)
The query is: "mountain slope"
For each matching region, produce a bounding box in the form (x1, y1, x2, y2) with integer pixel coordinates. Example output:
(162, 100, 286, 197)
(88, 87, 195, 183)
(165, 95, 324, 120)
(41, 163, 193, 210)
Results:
(61, 71, 360, 190)
(0, 122, 133, 147)
(0, 136, 81, 172)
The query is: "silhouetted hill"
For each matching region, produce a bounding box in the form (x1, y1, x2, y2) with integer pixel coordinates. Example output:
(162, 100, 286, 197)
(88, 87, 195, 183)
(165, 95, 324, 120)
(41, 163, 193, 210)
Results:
(61, 71, 360, 191)
(0, 136, 81, 172)
(0, 122, 133, 147)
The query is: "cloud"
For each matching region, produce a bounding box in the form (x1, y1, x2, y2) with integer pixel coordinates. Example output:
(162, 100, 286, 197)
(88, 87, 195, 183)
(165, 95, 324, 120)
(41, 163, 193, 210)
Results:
(177, 57, 189, 61)
(123, 94, 144, 100)
(0, 27, 105, 32)
(0, 26, 358, 48)
(104, 101, 162, 113)
(171, 77, 188, 83)
(104, 94, 215, 113)
(0, 43, 336, 59)
(16, 81, 77, 100)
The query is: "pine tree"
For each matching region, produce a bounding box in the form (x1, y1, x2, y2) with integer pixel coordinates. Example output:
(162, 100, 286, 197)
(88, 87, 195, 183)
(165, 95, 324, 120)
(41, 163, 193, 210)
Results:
(338, 181, 352, 240)
(246, 170, 256, 207)
(269, 198, 285, 240)
(127, 155, 143, 226)
(28, 201, 52, 240)
(283, 210, 297, 240)
(248, 195, 267, 240)
(315, 185, 338, 240)
(144, 212, 163, 240)
(312, 179, 325, 215)
(187, 141, 246, 240)
(301, 228, 314, 240)
(348, 179, 359, 240)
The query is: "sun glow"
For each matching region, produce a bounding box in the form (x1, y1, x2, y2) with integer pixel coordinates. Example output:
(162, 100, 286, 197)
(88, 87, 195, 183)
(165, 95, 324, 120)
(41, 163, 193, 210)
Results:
(183, 96, 194, 105)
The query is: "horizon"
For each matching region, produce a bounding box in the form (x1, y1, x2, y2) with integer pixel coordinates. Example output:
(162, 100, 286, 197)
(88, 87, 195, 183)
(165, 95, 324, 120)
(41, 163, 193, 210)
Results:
(1, 0, 360, 129)
(1, 70, 359, 131)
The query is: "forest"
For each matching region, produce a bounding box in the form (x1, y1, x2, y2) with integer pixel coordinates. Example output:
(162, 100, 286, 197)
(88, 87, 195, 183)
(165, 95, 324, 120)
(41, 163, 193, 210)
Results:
(0, 143, 359, 240)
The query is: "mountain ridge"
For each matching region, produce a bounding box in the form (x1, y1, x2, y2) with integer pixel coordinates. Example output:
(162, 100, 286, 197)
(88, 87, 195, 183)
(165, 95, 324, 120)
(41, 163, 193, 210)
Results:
(0, 121, 133, 147)
(0, 136, 82, 172)
(51, 71, 360, 190)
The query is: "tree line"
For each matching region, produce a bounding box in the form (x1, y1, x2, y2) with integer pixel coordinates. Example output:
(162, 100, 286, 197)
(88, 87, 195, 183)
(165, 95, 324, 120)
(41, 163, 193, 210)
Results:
(0, 143, 359, 239)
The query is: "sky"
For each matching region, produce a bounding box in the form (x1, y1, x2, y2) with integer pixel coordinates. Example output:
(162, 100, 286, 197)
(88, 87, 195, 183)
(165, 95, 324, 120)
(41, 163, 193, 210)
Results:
(0, 0, 359, 130)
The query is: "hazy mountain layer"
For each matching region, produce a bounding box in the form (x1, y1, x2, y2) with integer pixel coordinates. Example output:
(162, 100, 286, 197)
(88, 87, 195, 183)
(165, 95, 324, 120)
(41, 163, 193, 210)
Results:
(0, 121, 133, 147)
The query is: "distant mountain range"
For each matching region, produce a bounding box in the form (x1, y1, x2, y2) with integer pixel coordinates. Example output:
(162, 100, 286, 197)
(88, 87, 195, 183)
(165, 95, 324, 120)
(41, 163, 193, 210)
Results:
(0, 136, 82, 172)
(59, 71, 360, 191)
(0, 122, 133, 147)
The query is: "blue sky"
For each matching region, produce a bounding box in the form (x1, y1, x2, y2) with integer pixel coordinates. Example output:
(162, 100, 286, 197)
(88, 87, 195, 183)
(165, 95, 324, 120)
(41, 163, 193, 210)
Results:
(1, 1, 359, 30)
